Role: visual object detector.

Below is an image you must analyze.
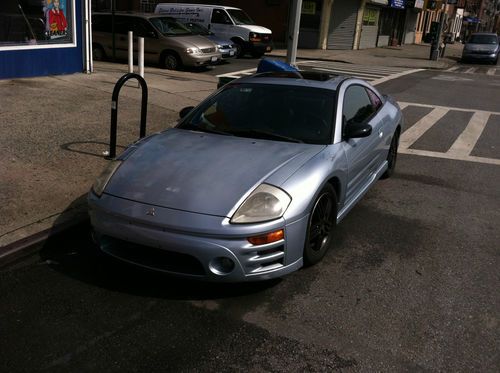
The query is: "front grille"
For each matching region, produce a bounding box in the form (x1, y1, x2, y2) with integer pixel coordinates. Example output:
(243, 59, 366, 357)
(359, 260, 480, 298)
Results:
(101, 236, 206, 276)
(201, 47, 216, 53)
(262, 34, 272, 42)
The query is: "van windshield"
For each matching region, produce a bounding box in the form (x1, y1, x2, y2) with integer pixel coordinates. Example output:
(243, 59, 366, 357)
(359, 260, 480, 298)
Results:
(227, 9, 254, 25)
(150, 17, 192, 36)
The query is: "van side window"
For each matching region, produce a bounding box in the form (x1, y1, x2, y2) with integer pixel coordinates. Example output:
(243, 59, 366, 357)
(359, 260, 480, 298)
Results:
(114, 16, 133, 35)
(211, 9, 232, 25)
(135, 19, 156, 38)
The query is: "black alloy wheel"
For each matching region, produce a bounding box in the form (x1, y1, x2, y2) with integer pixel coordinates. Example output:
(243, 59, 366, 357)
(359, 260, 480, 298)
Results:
(233, 41, 244, 58)
(382, 130, 399, 179)
(304, 184, 337, 266)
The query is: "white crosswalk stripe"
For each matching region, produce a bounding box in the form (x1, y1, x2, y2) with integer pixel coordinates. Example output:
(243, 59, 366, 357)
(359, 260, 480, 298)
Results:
(445, 65, 500, 76)
(398, 102, 500, 166)
(217, 60, 423, 85)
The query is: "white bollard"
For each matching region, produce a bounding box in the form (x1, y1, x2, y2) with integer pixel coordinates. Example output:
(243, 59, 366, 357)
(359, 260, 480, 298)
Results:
(138, 37, 144, 78)
(128, 31, 133, 73)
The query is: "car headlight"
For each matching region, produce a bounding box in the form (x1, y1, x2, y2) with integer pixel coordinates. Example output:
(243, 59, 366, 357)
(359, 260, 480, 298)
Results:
(231, 184, 291, 224)
(186, 47, 202, 54)
(92, 160, 122, 197)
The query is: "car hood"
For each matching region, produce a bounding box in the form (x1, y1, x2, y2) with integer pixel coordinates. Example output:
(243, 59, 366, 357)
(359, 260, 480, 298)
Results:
(169, 34, 216, 49)
(105, 129, 324, 216)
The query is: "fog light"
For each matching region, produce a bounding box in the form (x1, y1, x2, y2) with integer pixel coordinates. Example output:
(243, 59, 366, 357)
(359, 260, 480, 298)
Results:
(248, 229, 284, 245)
(209, 257, 235, 275)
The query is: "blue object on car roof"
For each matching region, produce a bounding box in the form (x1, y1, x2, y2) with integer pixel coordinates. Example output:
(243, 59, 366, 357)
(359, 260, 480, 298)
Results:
(257, 59, 298, 73)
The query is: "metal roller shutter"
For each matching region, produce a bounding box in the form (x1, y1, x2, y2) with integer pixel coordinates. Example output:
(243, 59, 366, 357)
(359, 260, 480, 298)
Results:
(327, 0, 360, 49)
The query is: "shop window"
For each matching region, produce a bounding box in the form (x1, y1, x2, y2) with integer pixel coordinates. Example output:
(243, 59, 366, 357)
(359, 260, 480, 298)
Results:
(0, 0, 75, 50)
(300, 0, 321, 29)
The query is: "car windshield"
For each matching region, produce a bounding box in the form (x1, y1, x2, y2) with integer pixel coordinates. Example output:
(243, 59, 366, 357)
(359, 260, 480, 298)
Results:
(468, 35, 498, 44)
(227, 9, 254, 25)
(150, 17, 192, 36)
(178, 83, 335, 145)
(183, 22, 211, 36)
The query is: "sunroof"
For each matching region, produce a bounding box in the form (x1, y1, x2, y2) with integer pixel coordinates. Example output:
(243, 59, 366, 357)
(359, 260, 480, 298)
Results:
(255, 70, 337, 81)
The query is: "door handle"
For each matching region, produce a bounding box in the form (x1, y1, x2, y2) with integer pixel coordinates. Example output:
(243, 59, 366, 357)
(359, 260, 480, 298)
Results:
(378, 130, 383, 138)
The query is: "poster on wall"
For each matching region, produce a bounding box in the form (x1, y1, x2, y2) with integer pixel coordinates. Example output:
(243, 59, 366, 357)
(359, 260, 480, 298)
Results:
(0, 0, 75, 49)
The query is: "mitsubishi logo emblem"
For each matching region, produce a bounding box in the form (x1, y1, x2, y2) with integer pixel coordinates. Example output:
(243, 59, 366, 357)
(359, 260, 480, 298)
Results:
(146, 207, 156, 216)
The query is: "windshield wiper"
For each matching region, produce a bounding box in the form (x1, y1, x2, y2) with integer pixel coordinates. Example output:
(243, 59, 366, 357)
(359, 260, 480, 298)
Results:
(234, 129, 303, 143)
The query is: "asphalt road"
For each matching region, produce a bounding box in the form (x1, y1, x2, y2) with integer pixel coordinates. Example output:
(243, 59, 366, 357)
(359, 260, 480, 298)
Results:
(1, 66, 499, 372)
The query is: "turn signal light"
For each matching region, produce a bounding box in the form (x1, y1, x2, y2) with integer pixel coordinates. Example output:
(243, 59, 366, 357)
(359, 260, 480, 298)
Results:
(248, 229, 284, 245)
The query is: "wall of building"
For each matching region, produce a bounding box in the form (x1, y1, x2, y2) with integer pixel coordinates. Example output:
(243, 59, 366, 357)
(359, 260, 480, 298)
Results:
(0, 0, 85, 79)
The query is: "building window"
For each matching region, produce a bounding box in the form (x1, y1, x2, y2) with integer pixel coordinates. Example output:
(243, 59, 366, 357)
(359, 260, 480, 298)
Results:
(363, 7, 379, 27)
(0, 0, 75, 51)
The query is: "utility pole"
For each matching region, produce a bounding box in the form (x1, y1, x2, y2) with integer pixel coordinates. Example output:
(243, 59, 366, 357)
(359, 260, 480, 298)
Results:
(286, 0, 303, 66)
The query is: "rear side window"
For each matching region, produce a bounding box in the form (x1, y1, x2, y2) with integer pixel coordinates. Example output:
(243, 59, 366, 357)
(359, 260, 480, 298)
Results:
(366, 88, 382, 111)
(211, 9, 232, 24)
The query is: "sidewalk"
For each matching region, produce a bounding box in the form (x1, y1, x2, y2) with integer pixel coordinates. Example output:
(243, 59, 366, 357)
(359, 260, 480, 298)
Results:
(0, 44, 461, 264)
(270, 42, 463, 69)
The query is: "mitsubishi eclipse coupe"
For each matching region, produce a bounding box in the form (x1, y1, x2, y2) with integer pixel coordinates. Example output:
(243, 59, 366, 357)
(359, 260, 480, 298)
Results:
(88, 71, 403, 282)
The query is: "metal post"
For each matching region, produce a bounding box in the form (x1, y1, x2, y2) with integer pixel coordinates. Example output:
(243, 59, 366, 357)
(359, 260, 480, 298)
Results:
(138, 37, 144, 78)
(286, 0, 303, 66)
(128, 31, 134, 73)
(108, 73, 149, 159)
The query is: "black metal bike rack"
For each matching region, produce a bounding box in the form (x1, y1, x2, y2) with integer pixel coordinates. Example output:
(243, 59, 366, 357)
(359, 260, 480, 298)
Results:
(107, 73, 148, 159)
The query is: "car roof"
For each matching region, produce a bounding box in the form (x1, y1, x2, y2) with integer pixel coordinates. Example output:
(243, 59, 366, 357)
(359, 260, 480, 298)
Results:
(93, 11, 175, 18)
(229, 70, 347, 90)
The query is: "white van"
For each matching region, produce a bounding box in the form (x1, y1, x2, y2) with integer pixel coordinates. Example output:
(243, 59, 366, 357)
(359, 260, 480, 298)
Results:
(154, 3, 273, 58)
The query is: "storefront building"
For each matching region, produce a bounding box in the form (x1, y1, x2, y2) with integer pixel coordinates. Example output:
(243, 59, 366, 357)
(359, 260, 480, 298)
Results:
(414, 0, 445, 43)
(359, 0, 387, 49)
(0, 0, 91, 79)
(404, 0, 424, 44)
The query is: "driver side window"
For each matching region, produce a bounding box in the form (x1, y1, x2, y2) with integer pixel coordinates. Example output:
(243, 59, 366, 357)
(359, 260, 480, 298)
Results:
(342, 85, 376, 128)
(211, 9, 232, 24)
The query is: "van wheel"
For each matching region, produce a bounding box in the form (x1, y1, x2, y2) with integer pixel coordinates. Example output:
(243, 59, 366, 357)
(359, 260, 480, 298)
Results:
(162, 52, 181, 70)
(234, 41, 244, 58)
(93, 44, 106, 61)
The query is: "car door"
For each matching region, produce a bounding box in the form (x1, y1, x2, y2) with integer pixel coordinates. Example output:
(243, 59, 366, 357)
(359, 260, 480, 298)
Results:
(208, 8, 233, 40)
(341, 84, 383, 203)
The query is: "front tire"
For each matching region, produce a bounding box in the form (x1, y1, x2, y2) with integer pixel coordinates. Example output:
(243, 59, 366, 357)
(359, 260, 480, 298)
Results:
(304, 184, 337, 266)
(162, 52, 181, 70)
(381, 130, 399, 179)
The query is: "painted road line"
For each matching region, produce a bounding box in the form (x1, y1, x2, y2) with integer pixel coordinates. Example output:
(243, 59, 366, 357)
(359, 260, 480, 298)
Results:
(399, 107, 449, 149)
(312, 67, 385, 80)
(371, 69, 424, 86)
(447, 66, 460, 72)
(302, 62, 409, 73)
(398, 103, 409, 110)
(447, 111, 490, 157)
(399, 148, 500, 166)
(216, 68, 257, 78)
(398, 102, 500, 116)
(487, 68, 496, 76)
(464, 68, 476, 74)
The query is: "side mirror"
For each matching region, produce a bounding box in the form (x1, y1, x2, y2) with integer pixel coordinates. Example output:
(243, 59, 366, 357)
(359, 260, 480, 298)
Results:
(345, 123, 372, 139)
(179, 106, 195, 119)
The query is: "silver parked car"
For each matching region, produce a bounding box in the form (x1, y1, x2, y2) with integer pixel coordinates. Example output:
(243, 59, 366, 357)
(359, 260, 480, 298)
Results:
(92, 13, 221, 70)
(462, 32, 499, 64)
(88, 71, 403, 282)
(182, 22, 237, 59)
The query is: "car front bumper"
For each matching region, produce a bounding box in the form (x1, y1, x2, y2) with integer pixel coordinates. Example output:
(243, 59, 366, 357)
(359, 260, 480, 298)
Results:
(462, 52, 498, 62)
(182, 52, 222, 67)
(88, 192, 307, 282)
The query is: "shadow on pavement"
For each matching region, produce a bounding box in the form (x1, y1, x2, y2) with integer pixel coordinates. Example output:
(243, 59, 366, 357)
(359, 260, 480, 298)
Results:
(38, 198, 281, 300)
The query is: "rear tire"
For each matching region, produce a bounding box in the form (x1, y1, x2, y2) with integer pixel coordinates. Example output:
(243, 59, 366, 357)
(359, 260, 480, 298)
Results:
(381, 130, 399, 179)
(162, 52, 181, 70)
(304, 184, 337, 266)
(93, 44, 106, 61)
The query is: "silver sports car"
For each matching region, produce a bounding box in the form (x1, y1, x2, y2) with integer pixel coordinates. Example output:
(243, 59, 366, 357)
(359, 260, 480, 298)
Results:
(88, 70, 403, 282)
